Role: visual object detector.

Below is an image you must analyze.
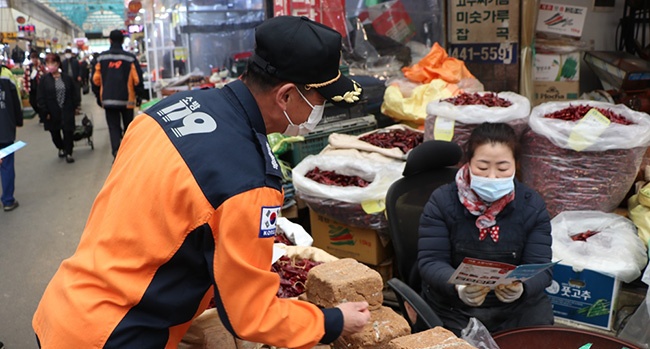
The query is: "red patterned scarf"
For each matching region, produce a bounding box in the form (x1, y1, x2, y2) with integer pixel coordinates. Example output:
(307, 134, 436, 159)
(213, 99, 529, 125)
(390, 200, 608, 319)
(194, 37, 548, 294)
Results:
(455, 164, 515, 242)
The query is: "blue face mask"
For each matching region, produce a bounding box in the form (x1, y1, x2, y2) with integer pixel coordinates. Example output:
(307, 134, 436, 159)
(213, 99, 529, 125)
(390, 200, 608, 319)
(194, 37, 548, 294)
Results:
(469, 171, 515, 203)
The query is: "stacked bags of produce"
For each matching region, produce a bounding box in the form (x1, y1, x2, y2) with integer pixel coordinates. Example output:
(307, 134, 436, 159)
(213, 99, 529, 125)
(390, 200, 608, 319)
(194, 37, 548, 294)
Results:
(381, 43, 480, 125)
(424, 91, 530, 150)
(520, 101, 650, 217)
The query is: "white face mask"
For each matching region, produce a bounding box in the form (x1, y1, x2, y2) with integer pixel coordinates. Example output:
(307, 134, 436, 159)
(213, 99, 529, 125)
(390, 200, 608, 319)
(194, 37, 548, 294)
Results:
(282, 88, 325, 136)
(469, 171, 515, 203)
(65, 53, 72, 59)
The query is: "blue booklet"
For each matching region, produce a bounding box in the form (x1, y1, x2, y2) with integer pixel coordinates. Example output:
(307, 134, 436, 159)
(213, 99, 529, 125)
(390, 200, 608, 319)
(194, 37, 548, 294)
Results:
(0, 141, 26, 159)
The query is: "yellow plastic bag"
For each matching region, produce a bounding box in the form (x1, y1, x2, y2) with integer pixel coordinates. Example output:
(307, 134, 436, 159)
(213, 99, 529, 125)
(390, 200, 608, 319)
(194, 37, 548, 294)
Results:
(381, 79, 459, 125)
(628, 183, 650, 247)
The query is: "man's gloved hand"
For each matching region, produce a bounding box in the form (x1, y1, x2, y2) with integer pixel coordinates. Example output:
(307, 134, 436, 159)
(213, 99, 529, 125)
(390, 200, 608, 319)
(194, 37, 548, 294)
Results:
(456, 285, 490, 307)
(495, 282, 524, 303)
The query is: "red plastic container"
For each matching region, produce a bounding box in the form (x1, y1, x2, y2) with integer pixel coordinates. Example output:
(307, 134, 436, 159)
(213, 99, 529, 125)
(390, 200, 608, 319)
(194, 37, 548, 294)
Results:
(492, 326, 642, 349)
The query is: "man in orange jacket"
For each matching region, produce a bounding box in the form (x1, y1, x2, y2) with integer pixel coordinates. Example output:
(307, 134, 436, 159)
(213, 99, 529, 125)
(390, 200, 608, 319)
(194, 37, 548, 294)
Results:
(33, 16, 369, 348)
(93, 29, 145, 158)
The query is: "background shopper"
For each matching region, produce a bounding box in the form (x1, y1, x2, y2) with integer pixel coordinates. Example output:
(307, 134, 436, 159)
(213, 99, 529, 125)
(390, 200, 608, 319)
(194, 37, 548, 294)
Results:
(93, 29, 145, 158)
(37, 53, 79, 163)
(0, 64, 23, 211)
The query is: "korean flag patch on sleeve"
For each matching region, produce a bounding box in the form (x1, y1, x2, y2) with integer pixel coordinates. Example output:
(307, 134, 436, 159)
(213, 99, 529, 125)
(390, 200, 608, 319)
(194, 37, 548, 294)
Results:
(259, 206, 281, 238)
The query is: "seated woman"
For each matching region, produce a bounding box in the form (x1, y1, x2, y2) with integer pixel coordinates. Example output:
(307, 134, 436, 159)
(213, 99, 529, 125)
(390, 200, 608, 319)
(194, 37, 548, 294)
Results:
(417, 122, 553, 335)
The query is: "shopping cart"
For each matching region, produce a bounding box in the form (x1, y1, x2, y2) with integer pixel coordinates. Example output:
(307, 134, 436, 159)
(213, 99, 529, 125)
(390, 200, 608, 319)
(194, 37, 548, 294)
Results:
(73, 113, 94, 150)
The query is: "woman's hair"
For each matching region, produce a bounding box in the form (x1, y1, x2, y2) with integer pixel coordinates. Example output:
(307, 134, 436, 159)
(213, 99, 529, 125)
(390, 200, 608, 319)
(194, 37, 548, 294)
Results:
(44, 53, 61, 66)
(465, 122, 519, 162)
(30, 51, 40, 60)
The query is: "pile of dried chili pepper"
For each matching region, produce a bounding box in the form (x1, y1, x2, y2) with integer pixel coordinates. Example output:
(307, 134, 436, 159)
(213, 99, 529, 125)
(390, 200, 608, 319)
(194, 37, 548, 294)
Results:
(520, 129, 646, 217)
(570, 230, 600, 241)
(274, 230, 293, 245)
(305, 167, 371, 187)
(358, 128, 424, 153)
(544, 104, 633, 125)
(441, 92, 513, 107)
(272, 255, 323, 298)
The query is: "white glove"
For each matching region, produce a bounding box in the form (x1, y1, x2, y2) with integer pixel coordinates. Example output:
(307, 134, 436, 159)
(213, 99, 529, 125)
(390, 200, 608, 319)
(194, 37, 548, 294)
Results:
(456, 285, 490, 307)
(495, 282, 524, 303)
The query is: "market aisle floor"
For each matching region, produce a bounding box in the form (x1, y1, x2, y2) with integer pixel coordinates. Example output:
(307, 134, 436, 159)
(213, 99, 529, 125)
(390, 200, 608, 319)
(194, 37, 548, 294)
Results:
(0, 94, 117, 348)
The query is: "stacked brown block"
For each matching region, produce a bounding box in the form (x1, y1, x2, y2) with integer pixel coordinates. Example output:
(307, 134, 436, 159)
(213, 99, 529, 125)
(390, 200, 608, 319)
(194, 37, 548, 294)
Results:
(306, 258, 410, 349)
(387, 327, 476, 349)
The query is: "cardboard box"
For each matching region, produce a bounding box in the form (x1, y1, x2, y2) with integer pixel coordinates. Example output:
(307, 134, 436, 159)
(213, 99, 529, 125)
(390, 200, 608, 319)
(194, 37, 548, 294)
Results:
(533, 81, 579, 105)
(534, 51, 581, 81)
(545, 263, 620, 330)
(584, 50, 650, 91)
(309, 209, 392, 265)
(536, 2, 588, 38)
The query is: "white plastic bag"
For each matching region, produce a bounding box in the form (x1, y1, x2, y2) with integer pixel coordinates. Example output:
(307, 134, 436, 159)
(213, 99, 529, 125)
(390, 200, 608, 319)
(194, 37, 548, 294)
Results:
(551, 211, 648, 283)
(528, 100, 650, 151)
(619, 255, 650, 348)
(292, 154, 405, 204)
(424, 91, 530, 146)
(461, 317, 501, 349)
(426, 91, 531, 124)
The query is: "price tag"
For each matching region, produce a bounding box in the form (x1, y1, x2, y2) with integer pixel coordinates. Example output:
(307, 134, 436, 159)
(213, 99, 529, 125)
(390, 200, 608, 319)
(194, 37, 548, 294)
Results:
(361, 199, 385, 214)
(567, 108, 611, 151)
(433, 117, 455, 142)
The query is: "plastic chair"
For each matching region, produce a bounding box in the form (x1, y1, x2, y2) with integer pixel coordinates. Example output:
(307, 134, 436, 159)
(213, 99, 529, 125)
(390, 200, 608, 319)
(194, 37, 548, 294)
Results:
(385, 140, 462, 332)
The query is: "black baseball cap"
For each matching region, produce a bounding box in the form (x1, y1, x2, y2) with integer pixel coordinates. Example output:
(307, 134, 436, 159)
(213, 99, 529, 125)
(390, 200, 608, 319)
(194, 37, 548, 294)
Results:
(109, 29, 124, 42)
(252, 16, 362, 108)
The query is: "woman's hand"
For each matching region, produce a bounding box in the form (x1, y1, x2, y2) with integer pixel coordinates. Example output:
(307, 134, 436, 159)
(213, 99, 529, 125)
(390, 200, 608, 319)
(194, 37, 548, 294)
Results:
(495, 282, 524, 303)
(456, 285, 490, 307)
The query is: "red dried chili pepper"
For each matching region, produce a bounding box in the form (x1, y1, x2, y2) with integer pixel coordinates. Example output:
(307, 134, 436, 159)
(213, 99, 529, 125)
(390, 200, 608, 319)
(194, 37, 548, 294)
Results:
(305, 167, 371, 187)
(441, 92, 513, 107)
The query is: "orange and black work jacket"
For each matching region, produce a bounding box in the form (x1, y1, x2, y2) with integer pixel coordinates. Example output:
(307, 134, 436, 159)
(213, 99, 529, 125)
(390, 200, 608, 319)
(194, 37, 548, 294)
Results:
(92, 44, 143, 109)
(33, 80, 344, 348)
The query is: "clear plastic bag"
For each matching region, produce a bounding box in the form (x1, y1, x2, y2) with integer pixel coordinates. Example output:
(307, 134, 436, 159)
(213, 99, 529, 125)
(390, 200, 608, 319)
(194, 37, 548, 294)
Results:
(292, 153, 405, 204)
(550, 211, 648, 283)
(618, 256, 650, 348)
(424, 91, 530, 148)
(521, 101, 650, 217)
(528, 101, 650, 152)
(461, 317, 501, 349)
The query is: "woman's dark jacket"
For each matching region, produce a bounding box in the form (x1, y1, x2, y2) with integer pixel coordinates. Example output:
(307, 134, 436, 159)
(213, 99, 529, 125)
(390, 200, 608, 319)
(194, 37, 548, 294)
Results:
(37, 73, 79, 132)
(418, 179, 554, 333)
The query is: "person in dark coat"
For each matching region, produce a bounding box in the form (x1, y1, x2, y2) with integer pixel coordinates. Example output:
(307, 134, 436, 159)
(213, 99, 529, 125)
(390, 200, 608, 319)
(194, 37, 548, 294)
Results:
(61, 48, 81, 99)
(418, 122, 554, 335)
(37, 53, 80, 163)
(23, 51, 46, 122)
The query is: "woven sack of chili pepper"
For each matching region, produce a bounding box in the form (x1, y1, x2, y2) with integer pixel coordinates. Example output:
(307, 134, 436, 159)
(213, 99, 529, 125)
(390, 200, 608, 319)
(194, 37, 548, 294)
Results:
(327, 124, 424, 160)
(424, 91, 531, 151)
(293, 154, 404, 231)
(293, 154, 404, 203)
(551, 211, 648, 283)
(299, 192, 389, 231)
(520, 101, 650, 217)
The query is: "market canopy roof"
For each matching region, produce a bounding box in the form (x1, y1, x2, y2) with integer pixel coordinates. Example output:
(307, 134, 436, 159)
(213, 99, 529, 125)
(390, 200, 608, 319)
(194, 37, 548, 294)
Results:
(38, 0, 127, 34)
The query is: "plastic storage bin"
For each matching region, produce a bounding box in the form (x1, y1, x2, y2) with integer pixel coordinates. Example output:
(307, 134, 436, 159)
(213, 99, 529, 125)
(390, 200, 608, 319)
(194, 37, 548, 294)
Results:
(290, 115, 377, 166)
